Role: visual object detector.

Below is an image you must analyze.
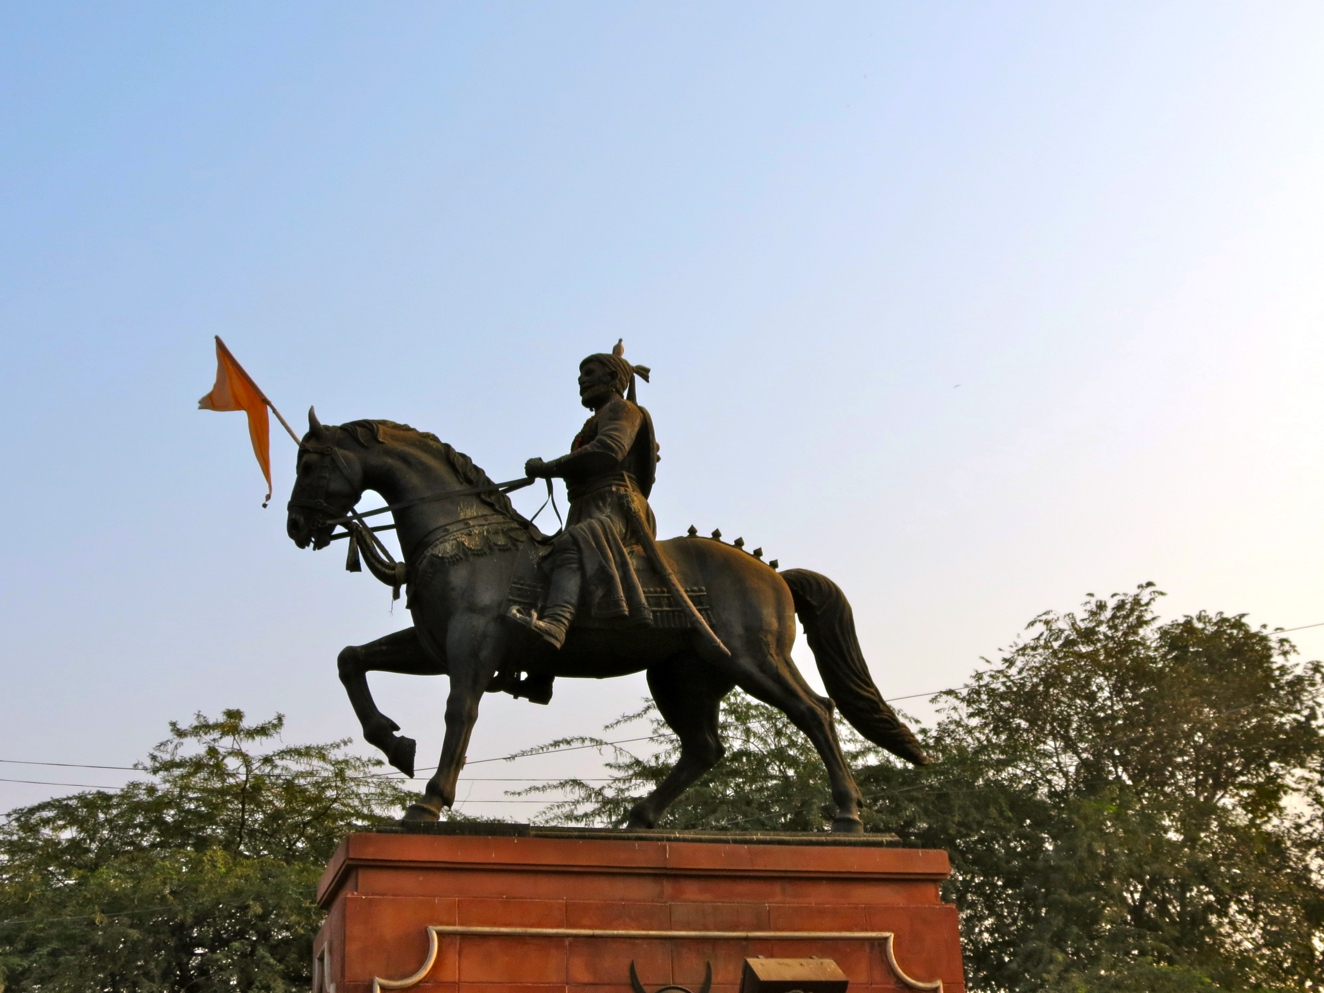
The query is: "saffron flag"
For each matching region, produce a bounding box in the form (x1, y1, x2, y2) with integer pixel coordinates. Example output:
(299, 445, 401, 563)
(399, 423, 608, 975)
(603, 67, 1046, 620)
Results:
(199, 336, 272, 504)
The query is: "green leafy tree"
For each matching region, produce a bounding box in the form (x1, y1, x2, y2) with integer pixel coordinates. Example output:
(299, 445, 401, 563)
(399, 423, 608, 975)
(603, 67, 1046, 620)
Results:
(525, 586, 1324, 992)
(0, 710, 412, 993)
(513, 694, 874, 831)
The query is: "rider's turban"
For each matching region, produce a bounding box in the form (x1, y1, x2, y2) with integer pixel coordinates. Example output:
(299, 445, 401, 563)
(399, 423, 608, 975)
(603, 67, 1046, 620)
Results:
(582, 339, 650, 403)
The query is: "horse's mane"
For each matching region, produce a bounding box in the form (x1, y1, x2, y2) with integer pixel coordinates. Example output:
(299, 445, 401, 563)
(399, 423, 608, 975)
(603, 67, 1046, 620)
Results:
(338, 419, 521, 521)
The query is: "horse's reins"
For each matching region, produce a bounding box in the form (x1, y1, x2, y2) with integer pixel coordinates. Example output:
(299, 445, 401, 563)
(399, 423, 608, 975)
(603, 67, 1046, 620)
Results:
(288, 441, 562, 601)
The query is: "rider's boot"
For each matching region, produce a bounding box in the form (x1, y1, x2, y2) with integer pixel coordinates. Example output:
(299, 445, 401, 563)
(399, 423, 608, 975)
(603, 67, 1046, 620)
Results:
(507, 559, 581, 650)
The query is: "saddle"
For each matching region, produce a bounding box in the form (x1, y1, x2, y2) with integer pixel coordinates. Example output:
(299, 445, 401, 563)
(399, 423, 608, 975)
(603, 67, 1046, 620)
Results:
(502, 536, 713, 633)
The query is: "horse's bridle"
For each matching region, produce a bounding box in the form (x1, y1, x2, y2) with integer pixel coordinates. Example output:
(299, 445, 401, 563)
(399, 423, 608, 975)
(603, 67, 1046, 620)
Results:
(286, 434, 545, 599)
(288, 438, 538, 532)
(286, 440, 358, 529)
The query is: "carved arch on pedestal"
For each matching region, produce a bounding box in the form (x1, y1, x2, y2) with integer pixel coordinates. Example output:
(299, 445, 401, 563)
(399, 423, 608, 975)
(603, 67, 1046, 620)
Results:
(353, 924, 944, 993)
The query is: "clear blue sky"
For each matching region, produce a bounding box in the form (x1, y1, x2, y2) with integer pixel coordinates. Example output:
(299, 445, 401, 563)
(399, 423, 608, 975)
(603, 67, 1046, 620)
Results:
(2, 3, 1322, 817)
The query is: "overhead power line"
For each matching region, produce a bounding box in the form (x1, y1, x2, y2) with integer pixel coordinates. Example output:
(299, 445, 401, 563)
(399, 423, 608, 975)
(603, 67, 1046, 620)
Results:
(4, 619, 1320, 785)
(464, 735, 658, 765)
(0, 777, 125, 790)
(0, 759, 138, 771)
(0, 736, 663, 780)
(887, 620, 1324, 703)
(0, 775, 610, 791)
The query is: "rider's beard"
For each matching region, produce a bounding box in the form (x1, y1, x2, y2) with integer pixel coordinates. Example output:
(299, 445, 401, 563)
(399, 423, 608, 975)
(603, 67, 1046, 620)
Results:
(580, 385, 617, 410)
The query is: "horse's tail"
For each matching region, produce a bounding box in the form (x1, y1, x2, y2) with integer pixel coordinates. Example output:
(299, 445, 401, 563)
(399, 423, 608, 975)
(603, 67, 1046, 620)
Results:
(780, 569, 930, 766)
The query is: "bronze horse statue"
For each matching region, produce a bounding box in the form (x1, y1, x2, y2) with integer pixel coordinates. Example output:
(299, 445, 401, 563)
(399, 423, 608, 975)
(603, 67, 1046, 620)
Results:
(286, 410, 928, 831)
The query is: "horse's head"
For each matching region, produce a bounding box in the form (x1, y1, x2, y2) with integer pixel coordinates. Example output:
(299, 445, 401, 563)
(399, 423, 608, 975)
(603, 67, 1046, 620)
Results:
(286, 407, 364, 550)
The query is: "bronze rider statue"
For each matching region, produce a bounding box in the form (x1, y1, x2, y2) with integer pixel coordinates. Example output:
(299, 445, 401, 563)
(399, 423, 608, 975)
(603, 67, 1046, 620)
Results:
(508, 340, 658, 659)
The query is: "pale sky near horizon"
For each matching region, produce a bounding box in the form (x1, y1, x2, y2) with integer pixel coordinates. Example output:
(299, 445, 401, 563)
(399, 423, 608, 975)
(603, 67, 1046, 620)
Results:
(2, 3, 1323, 819)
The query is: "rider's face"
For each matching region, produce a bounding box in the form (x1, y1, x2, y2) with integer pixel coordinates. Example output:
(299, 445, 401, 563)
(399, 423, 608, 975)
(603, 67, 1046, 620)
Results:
(578, 360, 616, 407)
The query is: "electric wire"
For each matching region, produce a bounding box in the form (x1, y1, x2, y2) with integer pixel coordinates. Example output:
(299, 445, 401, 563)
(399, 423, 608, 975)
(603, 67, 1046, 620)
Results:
(886, 619, 1324, 702)
(0, 759, 138, 771)
(0, 778, 126, 790)
(3, 617, 1319, 791)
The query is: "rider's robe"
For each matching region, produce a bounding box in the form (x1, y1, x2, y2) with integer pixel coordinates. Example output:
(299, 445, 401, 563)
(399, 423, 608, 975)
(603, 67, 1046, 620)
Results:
(546, 396, 660, 624)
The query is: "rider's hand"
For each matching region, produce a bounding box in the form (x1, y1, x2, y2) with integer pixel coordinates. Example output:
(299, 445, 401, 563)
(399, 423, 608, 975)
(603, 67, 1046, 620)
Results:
(525, 457, 549, 479)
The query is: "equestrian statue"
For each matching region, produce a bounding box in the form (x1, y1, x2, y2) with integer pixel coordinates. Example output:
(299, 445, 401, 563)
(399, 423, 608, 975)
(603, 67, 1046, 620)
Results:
(285, 342, 928, 832)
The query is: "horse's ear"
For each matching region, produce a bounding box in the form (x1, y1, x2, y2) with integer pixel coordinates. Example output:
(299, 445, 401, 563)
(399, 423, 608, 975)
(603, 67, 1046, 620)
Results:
(308, 406, 325, 437)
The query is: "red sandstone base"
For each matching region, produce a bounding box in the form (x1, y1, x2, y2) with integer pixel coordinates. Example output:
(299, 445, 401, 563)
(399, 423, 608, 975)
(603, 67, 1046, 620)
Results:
(313, 827, 965, 993)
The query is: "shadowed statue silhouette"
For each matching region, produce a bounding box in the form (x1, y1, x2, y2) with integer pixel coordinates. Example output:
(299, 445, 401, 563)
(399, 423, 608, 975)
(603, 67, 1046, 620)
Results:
(285, 348, 927, 831)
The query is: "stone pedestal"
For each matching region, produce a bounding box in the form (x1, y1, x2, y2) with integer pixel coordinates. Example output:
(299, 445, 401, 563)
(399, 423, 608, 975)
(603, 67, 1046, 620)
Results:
(313, 826, 964, 993)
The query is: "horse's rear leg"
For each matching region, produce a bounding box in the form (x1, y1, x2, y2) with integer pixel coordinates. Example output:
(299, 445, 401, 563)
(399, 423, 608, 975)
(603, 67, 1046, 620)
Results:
(339, 627, 446, 778)
(729, 653, 866, 833)
(626, 654, 734, 830)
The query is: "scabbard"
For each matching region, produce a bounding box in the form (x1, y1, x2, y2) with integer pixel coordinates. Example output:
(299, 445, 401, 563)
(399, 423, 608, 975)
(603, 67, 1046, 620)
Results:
(620, 495, 731, 659)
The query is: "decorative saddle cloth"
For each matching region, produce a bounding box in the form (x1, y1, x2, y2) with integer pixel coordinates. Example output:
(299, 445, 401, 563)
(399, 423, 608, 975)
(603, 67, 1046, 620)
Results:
(504, 578, 714, 631)
(403, 513, 713, 634)
(501, 537, 713, 632)
(406, 513, 531, 608)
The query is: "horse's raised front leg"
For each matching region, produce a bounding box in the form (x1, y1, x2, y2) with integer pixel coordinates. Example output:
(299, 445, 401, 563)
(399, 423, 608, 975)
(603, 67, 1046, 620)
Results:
(339, 626, 446, 778)
(403, 614, 500, 822)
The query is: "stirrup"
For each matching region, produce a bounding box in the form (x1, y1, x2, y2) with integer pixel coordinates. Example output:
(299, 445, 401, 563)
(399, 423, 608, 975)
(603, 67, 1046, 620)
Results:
(512, 673, 555, 705)
(487, 668, 519, 694)
(506, 605, 569, 650)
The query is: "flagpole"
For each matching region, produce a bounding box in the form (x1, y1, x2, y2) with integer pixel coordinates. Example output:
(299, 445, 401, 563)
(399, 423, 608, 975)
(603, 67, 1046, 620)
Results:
(265, 400, 302, 446)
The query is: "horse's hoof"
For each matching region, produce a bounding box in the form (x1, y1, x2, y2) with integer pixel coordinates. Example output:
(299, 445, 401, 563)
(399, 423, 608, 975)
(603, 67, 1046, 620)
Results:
(401, 802, 441, 823)
(364, 717, 403, 754)
(389, 736, 417, 778)
(831, 815, 865, 834)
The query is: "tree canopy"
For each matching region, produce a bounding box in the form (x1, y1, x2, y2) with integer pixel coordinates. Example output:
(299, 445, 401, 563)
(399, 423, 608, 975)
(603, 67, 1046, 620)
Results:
(522, 585, 1324, 992)
(0, 710, 411, 993)
(4, 587, 1320, 992)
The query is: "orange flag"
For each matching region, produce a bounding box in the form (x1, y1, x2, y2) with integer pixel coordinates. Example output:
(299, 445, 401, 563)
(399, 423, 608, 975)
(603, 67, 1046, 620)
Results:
(199, 336, 273, 504)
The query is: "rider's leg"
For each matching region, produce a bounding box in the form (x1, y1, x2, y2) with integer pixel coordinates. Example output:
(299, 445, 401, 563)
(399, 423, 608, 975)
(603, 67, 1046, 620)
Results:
(507, 539, 581, 650)
(538, 550, 582, 639)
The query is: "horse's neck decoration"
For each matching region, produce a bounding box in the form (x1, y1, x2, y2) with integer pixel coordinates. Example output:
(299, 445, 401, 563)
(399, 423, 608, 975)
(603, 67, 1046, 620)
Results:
(289, 412, 523, 557)
(287, 401, 928, 832)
